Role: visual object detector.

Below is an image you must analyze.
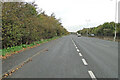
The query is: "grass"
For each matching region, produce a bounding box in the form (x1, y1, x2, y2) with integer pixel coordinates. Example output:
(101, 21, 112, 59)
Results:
(0, 36, 60, 57)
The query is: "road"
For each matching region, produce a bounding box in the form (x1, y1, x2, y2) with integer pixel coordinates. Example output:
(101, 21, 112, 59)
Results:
(2, 35, 118, 79)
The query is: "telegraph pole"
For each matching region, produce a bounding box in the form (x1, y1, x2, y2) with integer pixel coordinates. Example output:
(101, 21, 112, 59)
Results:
(111, 0, 118, 41)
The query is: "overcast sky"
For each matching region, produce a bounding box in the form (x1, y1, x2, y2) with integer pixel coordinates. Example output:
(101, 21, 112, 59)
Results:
(26, 0, 119, 32)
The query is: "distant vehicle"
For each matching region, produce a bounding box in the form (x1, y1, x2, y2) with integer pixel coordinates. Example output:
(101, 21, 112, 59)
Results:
(90, 34, 95, 37)
(77, 34, 81, 37)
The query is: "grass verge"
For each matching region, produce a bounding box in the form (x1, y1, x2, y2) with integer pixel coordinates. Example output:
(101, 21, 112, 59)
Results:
(0, 36, 61, 59)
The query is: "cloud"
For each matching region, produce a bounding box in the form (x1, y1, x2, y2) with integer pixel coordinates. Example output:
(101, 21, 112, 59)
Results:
(34, 0, 117, 32)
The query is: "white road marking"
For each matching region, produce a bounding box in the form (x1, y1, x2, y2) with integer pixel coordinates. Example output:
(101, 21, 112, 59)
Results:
(71, 39, 77, 48)
(72, 41, 74, 44)
(88, 71, 97, 79)
(76, 47, 78, 49)
(82, 58, 88, 65)
(74, 44, 76, 46)
(72, 40, 76, 46)
(71, 39, 97, 80)
(72, 41, 74, 43)
(79, 53, 82, 56)
(71, 39, 74, 43)
(77, 49, 79, 52)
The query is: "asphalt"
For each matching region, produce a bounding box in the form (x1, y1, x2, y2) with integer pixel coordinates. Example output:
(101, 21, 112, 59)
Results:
(2, 37, 60, 73)
(72, 35, 118, 78)
(2, 35, 118, 78)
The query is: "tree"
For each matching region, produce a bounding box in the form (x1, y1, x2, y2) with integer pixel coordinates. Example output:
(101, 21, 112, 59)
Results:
(2, 2, 68, 49)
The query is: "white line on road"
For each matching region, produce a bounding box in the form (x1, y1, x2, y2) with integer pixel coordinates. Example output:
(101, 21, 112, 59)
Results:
(74, 44, 77, 47)
(82, 58, 88, 66)
(71, 39, 74, 43)
(77, 49, 79, 52)
(73, 42, 74, 44)
(71, 39, 77, 48)
(79, 53, 82, 56)
(88, 71, 97, 80)
(72, 42, 74, 44)
(76, 46, 78, 49)
(71, 38, 97, 80)
(74, 43, 76, 46)
(71, 40, 76, 46)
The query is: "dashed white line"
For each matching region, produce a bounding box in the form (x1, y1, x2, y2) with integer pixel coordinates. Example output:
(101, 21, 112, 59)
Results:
(71, 39, 77, 49)
(76, 46, 78, 49)
(72, 42, 74, 44)
(88, 71, 97, 79)
(74, 44, 76, 46)
(82, 58, 88, 66)
(72, 41, 75, 44)
(79, 53, 82, 56)
(71, 39, 75, 43)
(77, 49, 80, 52)
(72, 41, 76, 46)
(71, 39, 77, 48)
(71, 39, 97, 80)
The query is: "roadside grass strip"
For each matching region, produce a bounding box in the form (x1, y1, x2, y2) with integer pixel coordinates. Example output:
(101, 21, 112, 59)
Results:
(0, 36, 61, 59)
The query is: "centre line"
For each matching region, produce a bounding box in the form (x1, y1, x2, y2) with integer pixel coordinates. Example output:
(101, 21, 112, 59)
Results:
(77, 49, 79, 52)
(76, 47, 78, 49)
(79, 53, 82, 56)
(74, 44, 76, 46)
(82, 58, 88, 66)
(88, 71, 97, 80)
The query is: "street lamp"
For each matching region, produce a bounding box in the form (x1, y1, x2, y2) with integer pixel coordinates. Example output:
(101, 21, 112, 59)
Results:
(111, 0, 118, 41)
(114, 0, 117, 41)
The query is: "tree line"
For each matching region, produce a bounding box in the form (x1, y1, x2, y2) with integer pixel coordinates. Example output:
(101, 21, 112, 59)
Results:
(2, 2, 69, 49)
(77, 22, 120, 37)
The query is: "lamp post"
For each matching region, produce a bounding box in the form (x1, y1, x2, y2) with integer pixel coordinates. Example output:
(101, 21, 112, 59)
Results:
(111, 0, 118, 41)
(114, 0, 117, 41)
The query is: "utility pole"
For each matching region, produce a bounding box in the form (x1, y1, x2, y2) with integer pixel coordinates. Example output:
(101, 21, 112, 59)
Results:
(114, 0, 117, 41)
(111, 0, 118, 41)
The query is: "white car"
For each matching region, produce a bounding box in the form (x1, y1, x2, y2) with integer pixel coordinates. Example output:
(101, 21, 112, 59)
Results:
(77, 34, 81, 37)
(90, 34, 95, 37)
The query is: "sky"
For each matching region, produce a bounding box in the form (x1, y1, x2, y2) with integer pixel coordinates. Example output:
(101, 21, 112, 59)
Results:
(25, 0, 119, 32)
